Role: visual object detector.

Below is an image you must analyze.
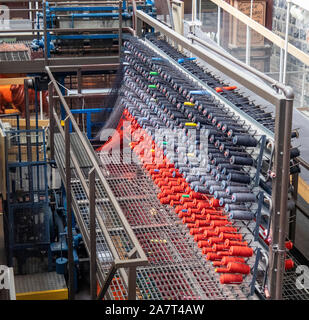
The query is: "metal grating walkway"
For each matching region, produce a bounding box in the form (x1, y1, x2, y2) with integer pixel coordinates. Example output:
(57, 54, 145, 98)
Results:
(97, 150, 250, 300)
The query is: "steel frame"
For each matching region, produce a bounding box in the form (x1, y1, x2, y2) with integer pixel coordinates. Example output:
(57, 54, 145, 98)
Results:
(0, 0, 133, 74)
(135, 10, 295, 300)
(46, 66, 148, 300)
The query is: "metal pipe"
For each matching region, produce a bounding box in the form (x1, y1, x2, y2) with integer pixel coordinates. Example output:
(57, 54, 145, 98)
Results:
(289, 171, 298, 241)
(245, 0, 253, 66)
(24, 79, 34, 203)
(268, 98, 287, 299)
(188, 34, 293, 98)
(279, 48, 284, 83)
(283, 1, 291, 85)
(65, 117, 75, 300)
(43, 0, 48, 62)
(128, 266, 137, 300)
(275, 94, 294, 299)
(119, 1, 123, 62)
(89, 168, 97, 300)
(217, 6, 221, 46)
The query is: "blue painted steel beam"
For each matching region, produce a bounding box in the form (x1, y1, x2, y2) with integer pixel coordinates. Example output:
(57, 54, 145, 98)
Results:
(8, 161, 47, 168)
(71, 108, 103, 114)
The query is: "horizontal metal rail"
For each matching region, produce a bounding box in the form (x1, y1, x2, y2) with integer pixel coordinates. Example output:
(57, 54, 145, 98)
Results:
(136, 10, 285, 106)
(209, 0, 309, 68)
(47, 65, 148, 299)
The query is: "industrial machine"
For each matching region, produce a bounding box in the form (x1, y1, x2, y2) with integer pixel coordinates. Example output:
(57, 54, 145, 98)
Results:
(0, 0, 309, 301)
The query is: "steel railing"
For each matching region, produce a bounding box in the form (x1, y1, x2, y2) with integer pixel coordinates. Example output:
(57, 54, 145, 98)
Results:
(46, 66, 148, 300)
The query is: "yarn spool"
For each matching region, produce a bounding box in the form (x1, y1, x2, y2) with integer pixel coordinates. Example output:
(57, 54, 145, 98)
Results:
(215, 226, 238, 235)
(210, 220, 231, 227)
(208, 237, 224, 245)
(215, 267, 230, 273)
(285, 259, 294, 270)
(212, 244, 226, 251)
(220, 274, 243, 284)
(219, 232, 242, 241)
(285, 241, 293, 250)
(231, 193, 256, 203)
(228, 211, 255, 220)
(227, 262, 250, 274)
(229, 246, 253, 257)
(221, 256, 246, 265)
(206, 253, 222, 261)
(194, 234, 208, 241)
(224, 239, 248, 248)
(202, 247, 214, 254)
(203, 230, 217, 238)
(198, 241, 211, 248)
(232, 135, 257, 147)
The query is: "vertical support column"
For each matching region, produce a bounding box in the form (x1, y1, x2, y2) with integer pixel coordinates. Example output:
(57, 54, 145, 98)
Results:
(48, 82, 54, 161)
(136, 16, 143, 38)
(283, 1, 291, 85)
(167, 0, 175, 30)
(128, 249, 137, 300)
(289, 171, 298, 242)
(29, 1, 34, 36)
(245, 0, 253, 66)
(119, 1, 123, 62)
(77, 68, 83, 132)
(276, 94, 294, 299)
(24, 79, 34, 203)
(217, 6, 221, 46)
(279, 48, 284, 83)
(268, 98, 287, 299)
(65, 117, 75, 300)
(43, 0, 48, 62)
(77, 68, 82, 94)
(89, 168, 97, 300)
(132, 0, 137, 35)
(128, 266, 137, 300)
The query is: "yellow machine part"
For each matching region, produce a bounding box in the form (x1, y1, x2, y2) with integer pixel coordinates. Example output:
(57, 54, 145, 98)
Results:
(16, 288, 68, 300)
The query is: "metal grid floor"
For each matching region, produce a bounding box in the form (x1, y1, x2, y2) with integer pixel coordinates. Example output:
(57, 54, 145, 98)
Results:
(97, 150, 250, 300)
(14, 272, 66, 294)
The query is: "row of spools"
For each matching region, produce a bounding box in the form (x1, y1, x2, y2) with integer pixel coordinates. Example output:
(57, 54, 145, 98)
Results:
(108, 37, 294, 285)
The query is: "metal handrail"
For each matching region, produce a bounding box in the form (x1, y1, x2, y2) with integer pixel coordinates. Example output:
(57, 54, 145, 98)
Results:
(46, 67, 148, 300)
(209, 0, 309, 68)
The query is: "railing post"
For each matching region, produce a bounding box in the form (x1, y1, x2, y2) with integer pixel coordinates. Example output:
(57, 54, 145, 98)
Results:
(43, 0, 48, 63)
(283, 1, 291, 85)
(128, 249, 137, 300)
(245, 0, 253, 66)
(275, 93, 294, 299)
(289, 171, 298, 242)
(48, 82, 54, 161)
(65, 117, 75, 300)
(136, 16, 143, 38)
(128, 266, 137, 300)
(217, 6, 221, 46)
(89, 168, 97, 300)
(119, 1, 123, 62)
(268, 97, 289, 299)
(24, 79, 34, 203)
